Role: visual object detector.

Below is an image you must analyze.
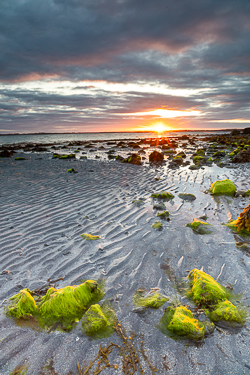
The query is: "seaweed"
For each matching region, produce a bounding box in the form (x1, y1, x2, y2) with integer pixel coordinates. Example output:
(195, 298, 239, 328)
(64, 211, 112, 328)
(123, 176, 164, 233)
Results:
(151, 191, 174, 200)
(151, 221, 162, 229)
(186, 219, 212, 234)
(81, 233, 101, 240)
(209, 300, 245, 327)
(7, 289, 37, 319)
(133, 290, 168, 309)
(82, 301, 116, 339)
(226, 204, 250, 235)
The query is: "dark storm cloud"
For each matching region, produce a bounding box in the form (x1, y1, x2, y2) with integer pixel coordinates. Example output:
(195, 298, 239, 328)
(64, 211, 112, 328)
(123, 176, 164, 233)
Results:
(0, 0, 250, 131)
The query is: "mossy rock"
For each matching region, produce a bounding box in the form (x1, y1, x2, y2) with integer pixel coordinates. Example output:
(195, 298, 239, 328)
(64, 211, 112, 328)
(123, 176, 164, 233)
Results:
(59, 154, 76, 159)
(163, 150, 176, 154)
(80, 155, 87, 159)
(186, 219, 212, 234)
(74, 149, 80, 153)
(245, 189, 250, 196)
(133, 290, 168, 309)
(7, 289, 37, 319)
(226, 220, 250, 236)
(151, 221, 162, 229)
(160, 305, 206, 340)
(212, 150, 225, 158)
(209, 300, 244, 327)
(189, 164, 200, 170)
(151, 191, 174, 200)
(178, 193, 196, 201)
(38, 280, 104, 326)
(15, 157, 27, 160)
(82, 302, 116, 338)
(207, 157, 213, 162)
(210, 179, 236, 196)
(195, 149, 205, 156)
(153, 202, 166, 210)
(132, 199, 144, 207)
(188, 269, 230, 307)
(81, 233, 101, 240)
(157, 210, 170, 219)
(67, 168, 77, 173)
(193, 156, 204, 164)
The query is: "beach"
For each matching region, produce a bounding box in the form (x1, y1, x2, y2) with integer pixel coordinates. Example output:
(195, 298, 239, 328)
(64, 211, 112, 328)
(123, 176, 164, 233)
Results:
(0, 133, 250, 374)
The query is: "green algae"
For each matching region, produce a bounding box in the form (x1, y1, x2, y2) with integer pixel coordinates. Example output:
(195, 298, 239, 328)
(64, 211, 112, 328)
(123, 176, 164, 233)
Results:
(188, 269, 230, 307)
(212, 150, 225, 157)
(178, 193, 196, 201)
(59, 154, 75, 159)
(7, 289, 37, 319)
(186, 219, 212, 234)
(157, 210, 170, 219)
(193, 156, 204, 163)
(151, 191, 174, 200)
(15, 157, 27, 160)
(209, 300, 244, 327)
(195, 149, 205, 156)
(81, 233, 101, 240)
(9, 364, 29, 375)
(210, 179, 236, 196)
(245, 189, 250, 196)
(159, 305, 206, 340)
(82, 301, 116, 339)
(133, 290, 168, 309)
(132, 199, 144, 207)
(66, 168, 76, 173)
(38, 280, 104, 327)
(80, 155, 87, 159)
(151, 221, 162, 229)
(226, 220, 250, 236)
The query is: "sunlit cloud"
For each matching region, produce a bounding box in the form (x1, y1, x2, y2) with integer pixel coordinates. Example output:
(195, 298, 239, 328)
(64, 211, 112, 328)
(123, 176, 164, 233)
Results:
(208, 119, 250, 123)
(120, 108, 202, 118)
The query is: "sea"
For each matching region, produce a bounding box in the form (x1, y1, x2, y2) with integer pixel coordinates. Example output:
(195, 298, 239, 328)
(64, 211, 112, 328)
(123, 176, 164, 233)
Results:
(0, 130, 230, 145)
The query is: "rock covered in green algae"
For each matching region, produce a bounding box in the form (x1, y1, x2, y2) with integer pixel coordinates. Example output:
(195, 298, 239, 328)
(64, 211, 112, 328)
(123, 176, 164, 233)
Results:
(161, 305, 206, 340)
(149, 150, 164, 163)
(59, 154, 76, 159)
(132, 199, 144, 207)
(82, 304, 108, 334)
(81, 233, 101, 240)
(151, 191, 174, 200)
(178, 193, 196, 201)
(210, 179, 236, 196)
(188, 269, 230, 306)
(210, 300, 244, 327)
(38, 280, 103, 326)
(153, 202, 166, 210)
(186, 219, 212, 234)
(15, 157, 27, 160)
(245, 189, 250, 196)
(193, 156, 205, 164)
(133, 290, 168, 309)
(226, 204, 250, 235)
(7, 289, 37, 319)
(122, 153, 142, 165)
(212, 150, 226, 158)
(157, 210, 170, 219)
(66, 168, 77, 173)
(151, 221, 162, 229)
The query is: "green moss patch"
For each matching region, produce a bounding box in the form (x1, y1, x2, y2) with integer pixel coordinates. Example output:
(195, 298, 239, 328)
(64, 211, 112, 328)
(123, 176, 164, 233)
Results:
(188, 269, 230, 307)
(133, 290, 168, 309)
(210, 179, 236, 196)
(157, 210, 170, 219)
(178, 193, 196, 201)
(151, 221, 162, 229)
(67, 168, 76, 173)
(59, 154, 76, 159)
(193, 156, 204, 163)
(81, 233, 101, 240)
(7, 289, 37, 319)
(209, 300, 244, 327)
(132, 199, 144, 207)
(15, 157, 27, 160)
(151, 191, 174, 200)
(82, 302, 116, 339)
(38, 280, 104, 327)
(245, 189, 250, 196)
(159, 305, 206, 340)
(186, 219, 212, 234)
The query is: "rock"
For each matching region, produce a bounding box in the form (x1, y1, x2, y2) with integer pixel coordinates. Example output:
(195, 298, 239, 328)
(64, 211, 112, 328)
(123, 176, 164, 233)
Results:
(226, 204, 250, 235)
(82, 304, 108, 335)
(151, 191, 174, 200)
(163, 305, 206, 340)
(188, 269, 230, 306)
(178, 193, 196, 201)
(133, 290, 168, 309)
(151, 221, 162, 230)
(230, 129, 241, 136)
(242, 127, 250, 134)
(15, 157, 27, 160)
(157, 210, 170, 219)
(149, 151, 164, 163)
(132, 199, 144, 207)
(122, 153, 142, 165)
(153, 202, 166, 210)
(186, 219, 213, 234)
(232, 147, 250, 163)
(210, 300, 244, 327)
(210, 179, 236, 196)
(7, 289, 37, 318)
(0, 150, 13, 157)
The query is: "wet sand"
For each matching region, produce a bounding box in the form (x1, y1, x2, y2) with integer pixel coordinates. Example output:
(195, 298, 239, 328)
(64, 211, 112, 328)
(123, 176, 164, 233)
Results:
(0, 138, 250, 374)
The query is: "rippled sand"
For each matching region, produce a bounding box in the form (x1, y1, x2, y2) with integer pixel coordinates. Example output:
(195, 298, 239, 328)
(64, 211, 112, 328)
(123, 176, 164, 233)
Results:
(0, 151, 250, 374)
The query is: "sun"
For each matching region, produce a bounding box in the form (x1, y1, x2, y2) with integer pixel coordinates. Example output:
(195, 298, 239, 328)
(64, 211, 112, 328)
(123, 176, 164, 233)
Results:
(154, 123, 166, 133)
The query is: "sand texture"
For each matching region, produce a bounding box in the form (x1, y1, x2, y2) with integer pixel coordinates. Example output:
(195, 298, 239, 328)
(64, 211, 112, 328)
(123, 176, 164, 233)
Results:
(0, 143, 250, 374)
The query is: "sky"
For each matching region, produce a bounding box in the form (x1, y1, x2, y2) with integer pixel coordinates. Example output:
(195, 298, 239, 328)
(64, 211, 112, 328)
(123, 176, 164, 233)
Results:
(0, 0, 250, 133)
